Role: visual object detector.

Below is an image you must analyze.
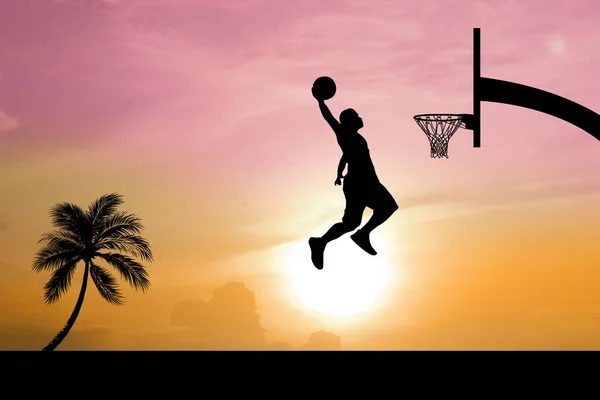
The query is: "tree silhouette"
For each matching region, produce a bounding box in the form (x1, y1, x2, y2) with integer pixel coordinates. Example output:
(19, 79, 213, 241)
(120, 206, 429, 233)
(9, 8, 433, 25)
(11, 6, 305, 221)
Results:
(32, 193, 153, 351)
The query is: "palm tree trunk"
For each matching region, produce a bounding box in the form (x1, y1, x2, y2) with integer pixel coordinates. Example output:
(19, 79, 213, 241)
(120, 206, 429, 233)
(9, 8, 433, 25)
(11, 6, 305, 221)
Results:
(42, 260, 90, 351)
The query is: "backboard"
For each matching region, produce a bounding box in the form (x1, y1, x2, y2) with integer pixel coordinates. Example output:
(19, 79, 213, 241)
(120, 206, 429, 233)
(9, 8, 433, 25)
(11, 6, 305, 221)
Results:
(415, 28, 600, 157)
(472, 27, 481, 147)
(462, 27, 600, 148)
(413, 28, 481, 157)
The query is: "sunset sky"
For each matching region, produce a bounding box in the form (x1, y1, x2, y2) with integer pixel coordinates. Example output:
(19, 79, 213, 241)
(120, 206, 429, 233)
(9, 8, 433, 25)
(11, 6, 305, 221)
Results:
(2, 0, 600, 350)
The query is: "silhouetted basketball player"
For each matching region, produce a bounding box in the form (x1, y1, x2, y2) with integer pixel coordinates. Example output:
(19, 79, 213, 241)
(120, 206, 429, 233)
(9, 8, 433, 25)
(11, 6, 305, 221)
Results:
(309, 98, 399, 270)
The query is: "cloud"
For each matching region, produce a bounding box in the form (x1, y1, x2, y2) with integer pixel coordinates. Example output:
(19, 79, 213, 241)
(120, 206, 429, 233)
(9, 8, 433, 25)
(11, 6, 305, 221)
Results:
(393, 174, 600, 225)
(267, 341, 295, 350)
(169, 282, 344, 350)
(0, 109, 19, 133)
(505, 177, 600, 201)
(396, 192, 461, 210)
(0, 275, 343, 350)
(266, 331, 342, 350)
(301, 330, 342, 350)
(170, 282, 267, 349)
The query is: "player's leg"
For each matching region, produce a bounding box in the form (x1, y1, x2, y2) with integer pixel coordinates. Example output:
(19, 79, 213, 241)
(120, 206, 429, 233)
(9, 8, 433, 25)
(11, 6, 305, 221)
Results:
(309, 195, 365, 270)
(360, 182, 398, 234)
(320, 212, 362, 244)
(351, 182, 398, 255)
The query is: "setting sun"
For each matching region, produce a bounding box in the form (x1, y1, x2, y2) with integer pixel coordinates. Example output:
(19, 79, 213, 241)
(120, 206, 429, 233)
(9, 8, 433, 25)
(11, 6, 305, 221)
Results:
(284, 233, 393, 318)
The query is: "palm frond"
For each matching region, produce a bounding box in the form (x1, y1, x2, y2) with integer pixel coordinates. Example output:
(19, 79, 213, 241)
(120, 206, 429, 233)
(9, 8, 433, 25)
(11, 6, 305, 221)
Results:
(96, 234, 153, 262)
(90, 262, 124, 306)
(97, 252, 150, 292)
(43, 259, 80, 304)
(86, 193, 124, 223)
(32, 248, 81, 273)
(96, 211, 145, 242)
(87, 193, 124, 243)
(48, 202, 91, 243)
(37, 230, 84, 252)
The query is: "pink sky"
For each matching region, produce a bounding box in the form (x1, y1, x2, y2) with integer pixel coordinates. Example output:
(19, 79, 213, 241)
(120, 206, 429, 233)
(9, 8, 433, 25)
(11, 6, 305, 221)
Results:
(1, 0, 600, 261)
(2, 0, 600, 200)
(1, 0, 600, 349)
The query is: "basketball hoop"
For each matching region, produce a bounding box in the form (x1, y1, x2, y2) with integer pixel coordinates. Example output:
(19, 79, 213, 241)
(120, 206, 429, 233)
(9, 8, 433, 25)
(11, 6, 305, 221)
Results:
(413, 114, 472, 158)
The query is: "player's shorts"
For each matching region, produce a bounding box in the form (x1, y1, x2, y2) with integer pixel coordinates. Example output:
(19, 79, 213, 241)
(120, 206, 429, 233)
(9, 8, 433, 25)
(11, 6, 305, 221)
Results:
(342, 177, 397, 225)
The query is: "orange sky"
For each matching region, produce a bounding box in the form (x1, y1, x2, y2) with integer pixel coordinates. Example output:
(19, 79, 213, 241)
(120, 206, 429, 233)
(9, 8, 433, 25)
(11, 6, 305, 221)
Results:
(2, 0, 600, 350)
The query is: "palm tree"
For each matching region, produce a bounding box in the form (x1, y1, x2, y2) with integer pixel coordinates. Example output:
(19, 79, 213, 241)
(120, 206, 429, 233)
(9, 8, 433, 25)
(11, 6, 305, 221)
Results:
(32, 193, 153, 351)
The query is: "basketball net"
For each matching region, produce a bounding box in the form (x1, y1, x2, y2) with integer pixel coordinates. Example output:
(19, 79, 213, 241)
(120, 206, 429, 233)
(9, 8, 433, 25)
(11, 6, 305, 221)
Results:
(413, 114, 465, 158)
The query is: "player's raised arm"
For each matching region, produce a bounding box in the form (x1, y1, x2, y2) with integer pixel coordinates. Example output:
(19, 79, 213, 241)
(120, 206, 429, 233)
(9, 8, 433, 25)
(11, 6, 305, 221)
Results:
(317, 99, 341, 133)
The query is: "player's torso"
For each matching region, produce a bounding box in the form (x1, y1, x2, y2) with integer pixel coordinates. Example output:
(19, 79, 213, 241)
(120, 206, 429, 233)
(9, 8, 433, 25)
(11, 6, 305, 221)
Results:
(338, 133, 378, 181)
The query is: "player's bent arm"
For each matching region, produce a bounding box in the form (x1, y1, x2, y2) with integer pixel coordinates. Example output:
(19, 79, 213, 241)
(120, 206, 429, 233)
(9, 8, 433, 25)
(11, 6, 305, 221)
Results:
(318, 100, 341, 133)
(337, 154, 347, 179)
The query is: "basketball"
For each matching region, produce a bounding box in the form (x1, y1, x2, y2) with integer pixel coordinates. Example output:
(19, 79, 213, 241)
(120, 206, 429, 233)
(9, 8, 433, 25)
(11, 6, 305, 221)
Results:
(312, 76, 336, 100)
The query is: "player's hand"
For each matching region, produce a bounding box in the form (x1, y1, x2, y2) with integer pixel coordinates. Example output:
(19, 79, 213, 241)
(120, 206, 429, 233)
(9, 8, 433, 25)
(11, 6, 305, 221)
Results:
(312, 87, 325, 102)
(334, 177, 342, 186)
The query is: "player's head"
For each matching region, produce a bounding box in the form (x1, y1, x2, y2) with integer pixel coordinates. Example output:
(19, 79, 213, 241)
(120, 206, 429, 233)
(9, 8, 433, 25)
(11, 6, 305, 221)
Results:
(339, 108, 363, 131)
